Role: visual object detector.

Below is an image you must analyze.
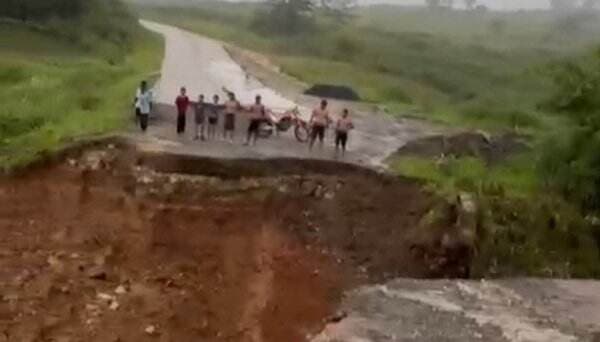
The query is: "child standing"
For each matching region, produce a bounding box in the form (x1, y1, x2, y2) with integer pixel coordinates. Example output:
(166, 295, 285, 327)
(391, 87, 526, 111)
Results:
(194, 94, 206, 140)
(207, 94, 222, 140)
(335, 109, 354, 157)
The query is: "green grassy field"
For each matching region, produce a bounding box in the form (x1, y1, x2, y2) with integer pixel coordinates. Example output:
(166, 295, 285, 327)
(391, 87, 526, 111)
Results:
(0, 21, 162, 170)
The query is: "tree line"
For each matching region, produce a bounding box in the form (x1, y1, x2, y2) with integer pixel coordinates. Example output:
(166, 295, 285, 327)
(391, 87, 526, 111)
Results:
(424, 0, 599, 10)
(0, 0, 91, 22)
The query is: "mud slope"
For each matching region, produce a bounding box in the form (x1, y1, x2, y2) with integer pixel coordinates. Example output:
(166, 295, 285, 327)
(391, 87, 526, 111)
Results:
(0, 144, 468, 342)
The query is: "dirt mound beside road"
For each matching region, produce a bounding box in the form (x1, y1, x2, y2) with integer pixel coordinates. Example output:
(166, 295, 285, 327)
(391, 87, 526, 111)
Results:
(0, 144, 473, 341)
(304, 84, 360, 101)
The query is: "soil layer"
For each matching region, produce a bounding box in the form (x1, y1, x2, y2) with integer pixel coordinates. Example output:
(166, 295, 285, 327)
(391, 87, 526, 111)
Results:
(0, 144, 469, 341)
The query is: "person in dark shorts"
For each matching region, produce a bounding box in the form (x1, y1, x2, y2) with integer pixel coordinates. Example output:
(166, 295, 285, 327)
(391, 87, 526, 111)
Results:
(335, 109, 354, 157)
(137, 81, 152, 132)
(194, 94, 206, 140)
(309, 99, 331, 151)
(223, 91, 241, 142)
(207, 94, 223, 140)
(175, 87, 190, 135)
(134, 80, 148, 124)
(245, 95, 267, 146)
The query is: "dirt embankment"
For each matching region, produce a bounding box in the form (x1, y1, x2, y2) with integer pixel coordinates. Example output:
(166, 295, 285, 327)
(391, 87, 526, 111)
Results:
(0, 143, 474, 341)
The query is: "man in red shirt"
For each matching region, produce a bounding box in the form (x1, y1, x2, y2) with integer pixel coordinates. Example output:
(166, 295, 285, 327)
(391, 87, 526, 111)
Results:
(175, 87, 190, 135)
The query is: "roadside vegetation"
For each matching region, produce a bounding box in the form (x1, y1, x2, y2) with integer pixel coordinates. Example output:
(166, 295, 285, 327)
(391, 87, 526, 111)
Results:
(134, 1, 600, 278)
(0, 0, 162, 169)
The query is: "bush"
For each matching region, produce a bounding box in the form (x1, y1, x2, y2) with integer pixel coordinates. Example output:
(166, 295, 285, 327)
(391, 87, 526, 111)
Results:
(539, 127, 600, 211)
(0, 65, 28, 84)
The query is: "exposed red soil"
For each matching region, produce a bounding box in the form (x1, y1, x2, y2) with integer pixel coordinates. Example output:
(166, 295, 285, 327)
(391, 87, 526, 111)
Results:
(0, 145, 471, 341)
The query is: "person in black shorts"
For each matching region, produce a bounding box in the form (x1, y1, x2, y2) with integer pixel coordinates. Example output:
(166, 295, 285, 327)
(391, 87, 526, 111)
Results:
(335, 108, 354, 157)
(245, 95, 266, 146)
(194, 94, 206, 140)
(309, 99, 331, 151)
(223, 92, 241, 142)
(207, 94, 222, 140)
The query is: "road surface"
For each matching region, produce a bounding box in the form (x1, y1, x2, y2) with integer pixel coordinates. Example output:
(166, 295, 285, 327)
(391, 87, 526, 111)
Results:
(135, 20, 600, 342)
(136, 20, 436, 169)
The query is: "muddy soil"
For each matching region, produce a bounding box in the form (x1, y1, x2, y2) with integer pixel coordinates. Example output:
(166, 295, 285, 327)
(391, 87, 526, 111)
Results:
(0, 144, 470, 342)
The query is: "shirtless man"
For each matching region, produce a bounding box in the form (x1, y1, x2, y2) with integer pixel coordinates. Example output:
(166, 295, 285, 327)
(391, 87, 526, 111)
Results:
(245, 95, 267, 146)
(223, 92, 241, 142)
(309, 99, 331, 151)
(335, 108, 354, 157)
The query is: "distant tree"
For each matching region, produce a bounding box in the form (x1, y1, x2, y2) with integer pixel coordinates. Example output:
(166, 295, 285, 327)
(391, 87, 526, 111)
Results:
(443, 0, 454, 9)
(320, 0, 356, 23)
(474, 4, 489, 13)
(425, 0, 442, 9)
(464, 0, 477, 10)
(582, 0, 600, 9)
(549, 0, 577, 11)
(489, 18, 507, 36)
(0, 0, 84, 22)
(253, 0, 315, 35)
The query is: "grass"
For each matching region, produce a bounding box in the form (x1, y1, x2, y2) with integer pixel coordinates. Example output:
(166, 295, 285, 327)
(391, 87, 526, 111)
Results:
(0, 23, 163, 170)
(389, 155, 538, 197)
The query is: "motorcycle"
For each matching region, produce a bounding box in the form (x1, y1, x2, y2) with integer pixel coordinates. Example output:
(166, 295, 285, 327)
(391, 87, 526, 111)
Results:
(258, 107, 310, 143)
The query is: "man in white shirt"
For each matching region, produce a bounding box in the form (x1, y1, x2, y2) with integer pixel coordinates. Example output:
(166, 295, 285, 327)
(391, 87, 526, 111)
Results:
(135, 81, 152, 132)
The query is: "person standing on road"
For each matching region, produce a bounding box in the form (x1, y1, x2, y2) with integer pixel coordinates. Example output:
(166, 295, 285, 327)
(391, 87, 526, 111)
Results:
(137, 81, 153, 132)
(309, 99, 331, 151)
(207, 94, 223, 140)
(244, 95, 267, 146)
(223, 91, 241, 142)
(194, 94, 207, 141)
(134, 80, 149, 124)
(175, 87, 190, 135)
(335, 109, 354, 157)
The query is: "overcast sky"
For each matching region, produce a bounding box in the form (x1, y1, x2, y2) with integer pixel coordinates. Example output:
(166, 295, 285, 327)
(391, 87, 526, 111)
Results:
(358, 0, 549, 10)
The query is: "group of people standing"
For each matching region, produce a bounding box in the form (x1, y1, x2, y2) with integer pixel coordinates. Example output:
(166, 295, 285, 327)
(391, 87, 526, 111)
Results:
(174, 86, 269, 146)
(133, 81, 355, 155)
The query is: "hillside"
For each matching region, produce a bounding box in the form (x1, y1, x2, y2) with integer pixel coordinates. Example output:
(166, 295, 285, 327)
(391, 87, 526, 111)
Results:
(0, 0, 162, 169)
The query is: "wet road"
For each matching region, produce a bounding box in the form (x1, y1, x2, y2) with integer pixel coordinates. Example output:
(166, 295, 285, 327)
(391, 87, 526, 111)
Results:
(137, 20, 435, 169)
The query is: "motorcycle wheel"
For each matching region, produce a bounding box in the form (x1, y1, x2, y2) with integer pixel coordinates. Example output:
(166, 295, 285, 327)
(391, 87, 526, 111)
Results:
(295, 125, 309, 143)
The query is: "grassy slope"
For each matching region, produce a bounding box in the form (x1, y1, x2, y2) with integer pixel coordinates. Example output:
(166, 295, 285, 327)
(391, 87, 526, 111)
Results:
(0, 23, 162, 169)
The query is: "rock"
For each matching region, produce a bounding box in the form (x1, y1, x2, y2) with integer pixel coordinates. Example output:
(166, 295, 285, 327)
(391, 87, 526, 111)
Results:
(459, 192, 476, 213)
(109, 301, 120, 311)
(114, 285, 128, 295)
(144, 325, 157, 336)
(87, 266, 108, 280)
(67, 158, 78, 167)
(313, 184, 325, 199)
(47, 255, 65, 273)
(325, 311, 348, 324)
(97, 293, 115, 303)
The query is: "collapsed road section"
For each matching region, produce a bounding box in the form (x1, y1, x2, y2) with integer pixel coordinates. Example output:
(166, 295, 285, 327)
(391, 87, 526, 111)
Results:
(0, 141, 474, 342)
